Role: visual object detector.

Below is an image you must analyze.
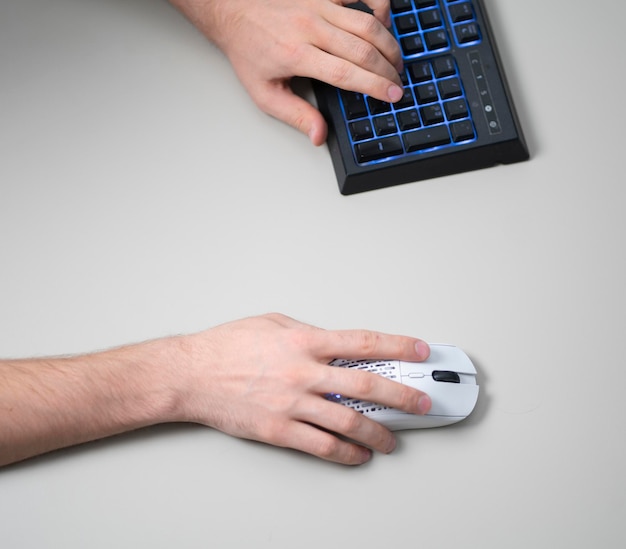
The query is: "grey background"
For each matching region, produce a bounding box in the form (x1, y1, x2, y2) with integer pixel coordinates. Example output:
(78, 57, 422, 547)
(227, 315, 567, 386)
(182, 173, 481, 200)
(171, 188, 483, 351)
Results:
(1, 0, 625, 547)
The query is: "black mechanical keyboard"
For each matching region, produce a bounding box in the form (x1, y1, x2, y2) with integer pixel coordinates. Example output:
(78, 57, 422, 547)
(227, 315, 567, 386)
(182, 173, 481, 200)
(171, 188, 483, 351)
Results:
(313, 0, 528, 194)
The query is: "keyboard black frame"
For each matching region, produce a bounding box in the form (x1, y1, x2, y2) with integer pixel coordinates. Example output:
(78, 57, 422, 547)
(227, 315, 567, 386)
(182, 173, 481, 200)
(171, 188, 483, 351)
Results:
(313, 0, 529, 195)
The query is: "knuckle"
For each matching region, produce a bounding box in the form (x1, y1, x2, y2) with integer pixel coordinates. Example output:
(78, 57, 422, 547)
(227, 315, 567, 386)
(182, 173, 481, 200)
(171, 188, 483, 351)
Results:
(280, 41, 308, 71)
(327, 60, 354, 88)
(262, 312, 289, 324)
(336, 409, 363, 434)
(396, 386, 420, 411)
(352, 371, 377, 396)
(292, 12, 314, 33)
(315, 434, 342, 460)
(258, 420, 288, 445)
(359, 13, 382, 37)
(352, 41, 380, 68)
(355, 330, 382, 356)
(283, 41, 307, 67)
(250, 86, 275, 113)
(288, 326, 315, 351)
(289, 111, 309, 133)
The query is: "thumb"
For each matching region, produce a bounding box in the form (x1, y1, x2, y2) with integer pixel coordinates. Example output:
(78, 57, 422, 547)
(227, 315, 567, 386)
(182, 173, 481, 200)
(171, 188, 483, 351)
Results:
(253, 80, 329, 146)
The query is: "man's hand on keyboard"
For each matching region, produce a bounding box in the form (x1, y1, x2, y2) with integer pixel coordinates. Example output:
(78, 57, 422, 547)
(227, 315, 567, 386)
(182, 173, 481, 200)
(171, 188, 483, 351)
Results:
(169, 0, 403, 145)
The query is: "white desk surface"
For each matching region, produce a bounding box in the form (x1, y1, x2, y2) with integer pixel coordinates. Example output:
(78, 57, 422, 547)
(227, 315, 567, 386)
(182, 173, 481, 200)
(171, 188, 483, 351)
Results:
(1, 0, 625, 547)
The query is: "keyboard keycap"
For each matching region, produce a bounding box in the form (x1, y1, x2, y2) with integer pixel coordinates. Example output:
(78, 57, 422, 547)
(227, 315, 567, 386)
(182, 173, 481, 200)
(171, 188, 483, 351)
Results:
(391, 0, 413, 13)
(396, 14, 419, 34)
(415, 83, 439, 104)
(448, 2, 474, 23)
(438, 77, 462, 99)
(403, 125, 451, 152)
(444, 98, 469, 120)
(356, 137, 404, 162)
(397, 109, 422, 131)
(349, 119, 374, 141)
(374, 115, 398, 136)
(367, 97, 392, 115)
(433, 56, 456, 78)
(395, 88, 416, 109)
(450, 120, 475, 142)
(456, 22, 480, 43)
(341, 92, 367, 120)
(419, 9, 443, 29)
(420, 104, 445, 125)
(408, 61, 432, 83)
(425, 30, 449, 50)
(401, 34, 425, 55)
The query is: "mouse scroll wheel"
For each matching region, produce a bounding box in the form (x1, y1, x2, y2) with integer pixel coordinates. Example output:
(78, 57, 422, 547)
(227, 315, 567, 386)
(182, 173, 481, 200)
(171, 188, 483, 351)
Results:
(432, 370, 461, 383)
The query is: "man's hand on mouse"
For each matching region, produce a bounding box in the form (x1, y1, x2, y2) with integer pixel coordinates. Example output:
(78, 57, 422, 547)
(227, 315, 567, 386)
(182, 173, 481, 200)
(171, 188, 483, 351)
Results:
(168, 0, 404, 145)
(0, 314, 431, 465)
(173, 313, 432, 465)
(0, 313, 431, 467)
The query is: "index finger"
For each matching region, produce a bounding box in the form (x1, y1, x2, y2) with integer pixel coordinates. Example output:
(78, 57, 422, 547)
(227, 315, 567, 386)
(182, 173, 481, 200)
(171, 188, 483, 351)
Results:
(327, 4, 402, 73)
(312, 329, 431, 363)
(320, 362, 432, 415)
(353, 0, 393, 28)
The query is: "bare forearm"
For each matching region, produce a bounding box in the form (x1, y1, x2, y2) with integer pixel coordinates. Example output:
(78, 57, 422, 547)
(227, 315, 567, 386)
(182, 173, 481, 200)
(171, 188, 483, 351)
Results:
(0, 338, 186, 466)
(0, 314, 431, 467)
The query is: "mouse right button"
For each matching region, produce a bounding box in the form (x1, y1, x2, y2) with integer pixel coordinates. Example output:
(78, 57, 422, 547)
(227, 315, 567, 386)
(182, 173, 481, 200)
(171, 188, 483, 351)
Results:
(428, 384, 480, 418)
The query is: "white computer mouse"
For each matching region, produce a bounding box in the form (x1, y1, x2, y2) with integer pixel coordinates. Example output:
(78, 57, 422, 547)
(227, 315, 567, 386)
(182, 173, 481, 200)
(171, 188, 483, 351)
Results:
(327, 344, 479, 430)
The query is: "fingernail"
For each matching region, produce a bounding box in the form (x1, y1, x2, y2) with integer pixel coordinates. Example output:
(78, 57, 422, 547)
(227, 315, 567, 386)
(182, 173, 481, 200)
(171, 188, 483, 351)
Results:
(417, 394, 432, 415)
(385, 436, 397, 454)
(358, 447, 373, 463)
(388, 84, 403, 103)
(415, 340, 430, 359)
(308, 126, 319, 145)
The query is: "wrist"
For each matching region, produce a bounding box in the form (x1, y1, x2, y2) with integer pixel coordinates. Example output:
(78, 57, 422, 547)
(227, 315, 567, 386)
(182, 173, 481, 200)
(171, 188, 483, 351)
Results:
(124, 335, 195, 426)
(169, 0, 226, 49)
